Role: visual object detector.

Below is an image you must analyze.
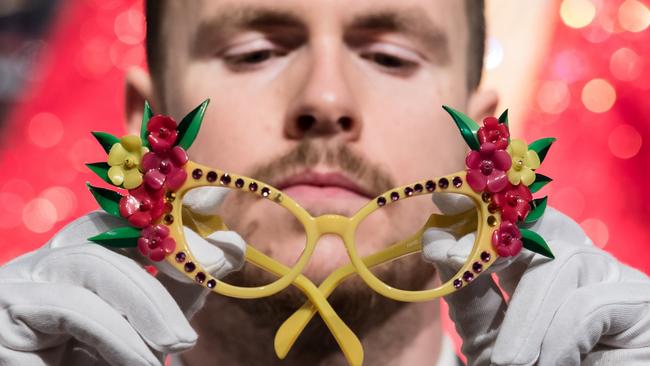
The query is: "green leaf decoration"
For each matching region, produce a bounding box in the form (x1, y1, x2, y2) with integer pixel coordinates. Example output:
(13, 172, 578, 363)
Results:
(92, 131, 120, 154)
(140, 100, 154, 149)
(88, 226, 141, 248)
(176, 99, 210, 150)
(528, 137, 556, 163)
(86, 162, 113, 185)
(86, 183, 122, 218)
(520, 228, 554, 259)
(525, 196, 548, 224)
(498, 109, 509, 128)
(529, 173, 553, 193)
(442, 105, 481, 150)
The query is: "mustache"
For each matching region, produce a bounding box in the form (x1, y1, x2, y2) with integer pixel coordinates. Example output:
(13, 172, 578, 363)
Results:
(245, 139, 396, 198)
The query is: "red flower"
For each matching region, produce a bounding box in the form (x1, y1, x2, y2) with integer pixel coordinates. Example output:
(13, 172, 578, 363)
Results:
(477, 116, 510, 150)
(492, 183, 533, 223)
(119, 185, 168, 228)
(138, 224, 176, 262)
(147, 115, 178, 152)
(141, 146, 189, 191)
(466, 142, 512, 193)
(491, 221, 523, 257)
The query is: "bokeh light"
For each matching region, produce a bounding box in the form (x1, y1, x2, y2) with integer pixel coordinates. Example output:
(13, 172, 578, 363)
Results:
(581, 78, 616, 113)
(537, 80, 571, 114)
(22, 197, 57, 233)
(608, 124, 642, 159)
(27, 112, 63, 148)
(560, 0, 597, 29)
(580, 218, 609, 248)
(610, 48, 643, 81)
(618, 0, 650, 32)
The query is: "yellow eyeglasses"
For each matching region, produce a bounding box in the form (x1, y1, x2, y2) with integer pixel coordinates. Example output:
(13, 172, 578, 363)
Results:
(86, 100, 555, 366)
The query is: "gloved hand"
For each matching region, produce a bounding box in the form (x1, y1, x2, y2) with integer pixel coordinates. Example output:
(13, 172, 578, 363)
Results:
(422, 193, 650, 366)
(0, 187, 244, 366)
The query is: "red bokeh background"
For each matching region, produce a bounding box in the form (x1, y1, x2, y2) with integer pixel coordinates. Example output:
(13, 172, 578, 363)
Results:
(0, 0, 648, 360)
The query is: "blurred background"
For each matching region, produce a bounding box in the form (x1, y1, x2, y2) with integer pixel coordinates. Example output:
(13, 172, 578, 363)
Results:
(0, 0, 648, 270)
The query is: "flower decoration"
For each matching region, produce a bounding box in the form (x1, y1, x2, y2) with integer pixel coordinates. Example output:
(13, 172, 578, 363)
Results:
(141, 146, 189, 191)
(507, 139, 541, 186)
(147, 115, 178, 152)
(138, 224, 176, 262)
(444, 106, 556, 259)
(466, 142, 512, 193)
(492, 221, 523, 257)
(477, 116, 510, 149)
(119, 185, 169, 228)
(107, 135, 148, 189)
(86, 99, 210, 262)
(492, 183, 533, 223)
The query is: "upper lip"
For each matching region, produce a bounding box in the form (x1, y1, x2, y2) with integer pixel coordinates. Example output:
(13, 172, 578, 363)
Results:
(275, 170, 373, 198)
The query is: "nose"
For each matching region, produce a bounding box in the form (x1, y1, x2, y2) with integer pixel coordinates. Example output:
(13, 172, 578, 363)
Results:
(284, 44, 362, 141)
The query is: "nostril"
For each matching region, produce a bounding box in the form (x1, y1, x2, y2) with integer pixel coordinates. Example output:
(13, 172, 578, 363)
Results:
(297, 115, 316, 131)
(338, 117, 352, 131)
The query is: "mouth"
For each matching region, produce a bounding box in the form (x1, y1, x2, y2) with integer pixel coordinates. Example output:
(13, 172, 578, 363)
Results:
(274, 170, 374, 201)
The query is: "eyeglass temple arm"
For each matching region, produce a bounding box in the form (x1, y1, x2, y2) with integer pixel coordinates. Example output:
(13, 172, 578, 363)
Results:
(274, 209, 477, 358)
(182, 209, 364, 366)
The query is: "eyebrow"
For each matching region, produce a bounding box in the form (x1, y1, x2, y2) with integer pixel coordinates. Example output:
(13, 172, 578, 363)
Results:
(346, 9, 451, 64)
(191, 5, 305, 55)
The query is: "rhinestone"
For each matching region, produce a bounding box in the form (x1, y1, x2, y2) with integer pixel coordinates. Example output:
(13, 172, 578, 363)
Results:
(220, 173, 231, 185)
(452, 176, 463, 188)
(414, 183, 423, 193)
(184, 262, 196, 272)
(425, 180, 435, 192)
(390, 192, 399, 201)
(453, 279, 462, 289)
(472, 262, 483, 273)
(404, 187, 414, 196)
(488, 203, 498, 213)
(163, 214, 174, 225)
(164, 191, 176, 202)
(206, 171, 217, 182)
(261, 187, 271, 197)
(249, 182, 258, 191)
(175, 252, 186, 263)
(480, 251, 491, 262)
(487, 215, 497, 227)
(377, 197, 386, 206)
(195, 272, 206, 284)
(482, 192, 491, 203)
(463, 271, 474, 282)
(235, 178, 244, 188)
(438, 178, 449, 189)
(192, 168, 203, 180)
(207, 279, 217, 289)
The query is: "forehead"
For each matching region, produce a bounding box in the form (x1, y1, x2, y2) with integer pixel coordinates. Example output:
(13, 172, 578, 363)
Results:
(163, 0, 468, 41)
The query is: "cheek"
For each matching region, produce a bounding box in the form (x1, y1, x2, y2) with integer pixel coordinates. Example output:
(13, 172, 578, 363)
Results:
(176, 63, 290, 173)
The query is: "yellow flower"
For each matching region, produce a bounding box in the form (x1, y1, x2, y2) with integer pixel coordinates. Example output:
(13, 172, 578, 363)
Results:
(507, 139, 540, 186)
(107, 135, 148, 189)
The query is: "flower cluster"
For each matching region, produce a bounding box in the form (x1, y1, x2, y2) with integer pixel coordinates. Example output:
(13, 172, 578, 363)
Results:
(466, 116, 542, 257)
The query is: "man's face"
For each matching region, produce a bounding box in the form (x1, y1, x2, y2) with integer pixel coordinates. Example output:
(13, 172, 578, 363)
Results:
(148, 0, 482, 284)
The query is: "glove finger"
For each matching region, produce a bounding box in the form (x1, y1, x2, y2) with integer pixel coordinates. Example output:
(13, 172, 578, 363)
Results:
(2, 244, 197, 354)
(156, 228, 246, 317)
(582, 346, 650, 366)
(181, 186, 230, 215)
(538, 282, 650, 366)
(0, 282, 160, 366)
(0, 344, 60, 366)
(432, 192, 475, 215)
(422, 228, 507, 366)
(491, 241, 620, 366)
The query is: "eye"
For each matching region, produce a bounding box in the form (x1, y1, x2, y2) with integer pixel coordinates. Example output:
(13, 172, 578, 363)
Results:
(225, 49, 286, 65)
(363, 52, 415, 69)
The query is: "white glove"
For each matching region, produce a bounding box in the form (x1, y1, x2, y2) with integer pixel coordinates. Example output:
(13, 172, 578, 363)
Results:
(422, 193, 650, 366)
(0, 187, 245, 366)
